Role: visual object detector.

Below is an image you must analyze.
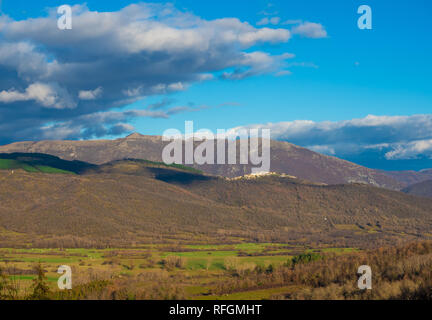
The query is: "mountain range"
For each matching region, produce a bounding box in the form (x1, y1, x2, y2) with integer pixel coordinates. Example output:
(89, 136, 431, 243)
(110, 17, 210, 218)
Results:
(2, 133, 429, 190)
(1, 135, 432, 248)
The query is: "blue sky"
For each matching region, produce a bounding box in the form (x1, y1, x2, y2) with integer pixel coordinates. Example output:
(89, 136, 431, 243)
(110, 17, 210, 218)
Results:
(0, 1, 431, 170)
(141, 0, 432, 133)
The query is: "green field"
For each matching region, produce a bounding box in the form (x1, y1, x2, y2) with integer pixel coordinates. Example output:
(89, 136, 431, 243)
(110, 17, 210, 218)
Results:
(0, 159, 74, 174)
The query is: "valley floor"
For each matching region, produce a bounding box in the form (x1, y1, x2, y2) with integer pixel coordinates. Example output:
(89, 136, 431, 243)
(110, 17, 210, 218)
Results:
(1, 241, 431, 300)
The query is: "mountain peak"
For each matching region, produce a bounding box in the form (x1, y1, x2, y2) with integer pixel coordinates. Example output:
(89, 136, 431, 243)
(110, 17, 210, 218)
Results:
(125, 132, 144, 139)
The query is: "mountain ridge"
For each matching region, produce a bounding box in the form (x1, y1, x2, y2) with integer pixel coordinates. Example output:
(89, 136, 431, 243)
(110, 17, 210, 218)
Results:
(0, 134, 404, 190)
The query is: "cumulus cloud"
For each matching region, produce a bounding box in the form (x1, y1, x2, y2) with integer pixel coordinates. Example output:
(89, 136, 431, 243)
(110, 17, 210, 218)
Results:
(0, 3, 325, 144)
(78, 87, 103, 100)
(0, 82, 75, 109)
(385, 140, 432, 160)
(228, 114, 432, 160)
(222, 52, 295, 80)
(291, 22, 327, 38)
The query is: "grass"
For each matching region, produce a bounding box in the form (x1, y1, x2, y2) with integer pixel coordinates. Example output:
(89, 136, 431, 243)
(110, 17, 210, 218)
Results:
(9, 275, 58, 282)
(34, 165, 74, 174)
(0, 159, 74, 174)
(131, 159, 204, 174)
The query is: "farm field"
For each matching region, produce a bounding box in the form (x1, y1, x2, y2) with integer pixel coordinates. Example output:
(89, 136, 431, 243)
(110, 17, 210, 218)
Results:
(2, 240, 432, 300)
(0, 243, 355, 299)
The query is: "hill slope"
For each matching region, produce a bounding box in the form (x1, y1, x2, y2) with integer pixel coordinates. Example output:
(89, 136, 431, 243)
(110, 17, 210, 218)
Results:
(0, 158, 431, 248)
(0, 153, 95, 174)
(384, 169, 432, 187)
(402, 180, 432, 198)
(0, 134, 402, 189)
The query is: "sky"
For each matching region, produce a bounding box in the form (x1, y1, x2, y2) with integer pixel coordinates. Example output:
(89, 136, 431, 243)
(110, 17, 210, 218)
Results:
(0, 0, 431, 170)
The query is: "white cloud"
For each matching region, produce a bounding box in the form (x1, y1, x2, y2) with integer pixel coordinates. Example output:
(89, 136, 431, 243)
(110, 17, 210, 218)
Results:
(3, 5, 292, 54)
(0, 41, 59, 79)
(78, 87, 103, 100)
(223, 52, 295, 79)
(292, 22, 327, 38)
(385, 140, 432, 160)
(0, 82, 75, 109)
(0, 3, 325, 143)
(237, 27, 290, 46)
(229, 114, 432, 160)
